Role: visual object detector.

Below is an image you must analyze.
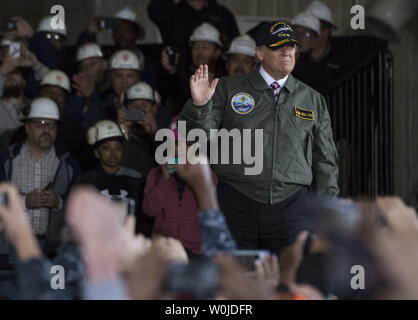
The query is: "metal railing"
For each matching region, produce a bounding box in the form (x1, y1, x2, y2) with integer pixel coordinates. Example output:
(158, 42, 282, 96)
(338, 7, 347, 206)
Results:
(326, 50, 393, 198)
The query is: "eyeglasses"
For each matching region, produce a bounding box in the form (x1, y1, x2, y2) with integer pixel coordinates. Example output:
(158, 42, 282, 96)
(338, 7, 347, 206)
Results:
(30, 120, 57, 130)
(45, 33, 64, 41)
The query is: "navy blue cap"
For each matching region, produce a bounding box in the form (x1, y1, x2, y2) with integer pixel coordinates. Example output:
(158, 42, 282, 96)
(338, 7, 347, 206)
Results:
(256, 21, 301, 50)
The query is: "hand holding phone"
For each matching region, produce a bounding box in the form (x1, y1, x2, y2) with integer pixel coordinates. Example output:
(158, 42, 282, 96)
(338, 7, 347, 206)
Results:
(231, 250, 270, 271)
(165, 46, 177, 66)
(168, 158, 179, 173)
(0, 20, 17, 32)
(98, 18, 121, 30)
(9, 42, 21, 59)
(124, 109, 145, 122)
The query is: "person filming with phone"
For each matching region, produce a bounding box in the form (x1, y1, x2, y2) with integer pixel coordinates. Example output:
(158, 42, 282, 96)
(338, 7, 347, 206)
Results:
(117, 81, 162, 177)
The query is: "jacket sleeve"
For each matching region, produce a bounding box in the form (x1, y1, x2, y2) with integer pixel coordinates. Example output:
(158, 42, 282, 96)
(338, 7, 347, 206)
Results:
(311, 96, 340, 196)
(178, 77, 227, 135)
(198, 209, 237, 256)
(66, 93, 88, 123)
(142, 167, 171, 217)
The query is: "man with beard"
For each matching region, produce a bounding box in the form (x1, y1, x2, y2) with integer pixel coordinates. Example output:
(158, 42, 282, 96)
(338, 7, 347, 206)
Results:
(0, 67, 26, 150)
(67, 50, 142, 128)
(0, 43, 50, 149)
(160, 22, 223, 115)
(0, 98, 81, 261)
(10, 70, 94, 171)
(225, 35, 257, 77)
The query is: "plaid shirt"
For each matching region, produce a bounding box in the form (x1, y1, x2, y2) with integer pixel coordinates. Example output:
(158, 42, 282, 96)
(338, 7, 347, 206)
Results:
(14, 143, 59, 236)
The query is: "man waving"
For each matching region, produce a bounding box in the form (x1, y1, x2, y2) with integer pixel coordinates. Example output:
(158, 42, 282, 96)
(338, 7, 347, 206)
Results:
(179, 21, 339, 254)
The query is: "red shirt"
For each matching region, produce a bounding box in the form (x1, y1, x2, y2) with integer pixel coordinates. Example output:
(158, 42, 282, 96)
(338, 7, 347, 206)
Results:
(142, 166, 217, 255)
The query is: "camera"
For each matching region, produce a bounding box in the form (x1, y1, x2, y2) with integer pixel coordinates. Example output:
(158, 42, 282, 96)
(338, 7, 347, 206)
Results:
(124, 109, 145, 122)
(230, 250, 270, 271)
(0, 20, 17, 32)
(165, 258, 218, 299)
(98, 18, 121, 30)
(9, 42, 21, 59)
(165, 46, 178, 66)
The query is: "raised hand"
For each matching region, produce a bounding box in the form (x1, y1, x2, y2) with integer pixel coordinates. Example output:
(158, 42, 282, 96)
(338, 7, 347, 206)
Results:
(161, 48, 179, 75)
(0, 49, 22, 75)
(19, 44, 42, 70)
(376, 196, 418, 233)
(87, 16, 103, 36)
(254, 252, 280, 292)
(279, 231, 309, 286)
(11, 16, 34, 39)
(73, 71, 95, 98)
(190, 64, 219, 106)
(0, 183, 41, 260)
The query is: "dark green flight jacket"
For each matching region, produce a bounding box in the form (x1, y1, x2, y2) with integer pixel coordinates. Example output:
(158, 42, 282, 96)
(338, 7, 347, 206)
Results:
(179, 68, 339, 204)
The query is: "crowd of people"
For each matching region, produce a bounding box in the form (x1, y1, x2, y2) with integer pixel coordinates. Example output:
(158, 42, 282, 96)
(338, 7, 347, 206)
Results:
(0, 0, 415, 300)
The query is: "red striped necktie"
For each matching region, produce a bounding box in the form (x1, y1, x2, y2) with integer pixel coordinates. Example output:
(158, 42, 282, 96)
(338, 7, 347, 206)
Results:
(270, 81, 280, 98)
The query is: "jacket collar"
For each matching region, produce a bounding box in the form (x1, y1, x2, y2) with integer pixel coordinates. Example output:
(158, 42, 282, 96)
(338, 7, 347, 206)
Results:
(248, 67, 296, 93)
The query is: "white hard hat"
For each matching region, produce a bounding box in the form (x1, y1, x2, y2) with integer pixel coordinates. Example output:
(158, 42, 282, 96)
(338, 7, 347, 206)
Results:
(40, 70, 71, 93)
(189, 23, 223, 47)
(115, 7, 137, 24)
(37, 16, 68, 37)
(110, 50, 141, 70)
(87, 120, 128, 146)
(77, 43, 103, 62)
(225, 35, 256, 57)
(24, 98, 60, 121)
(114, 6, 145, 39)
(126, 82, 156, 102)
(292, 11, 321, 36)
(307, 1, 337, 29)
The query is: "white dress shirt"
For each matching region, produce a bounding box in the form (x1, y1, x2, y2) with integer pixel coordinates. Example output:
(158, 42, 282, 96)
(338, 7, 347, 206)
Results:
(259, 65, 289, 100)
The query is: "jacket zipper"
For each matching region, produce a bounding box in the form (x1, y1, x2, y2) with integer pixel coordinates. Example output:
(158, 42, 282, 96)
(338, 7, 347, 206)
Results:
(270, 94, 281, 204)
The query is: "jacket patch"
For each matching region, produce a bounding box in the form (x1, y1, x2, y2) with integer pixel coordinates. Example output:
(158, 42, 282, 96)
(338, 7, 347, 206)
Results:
(295, 106, 314, 121)
(231, 93, 255, 115)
